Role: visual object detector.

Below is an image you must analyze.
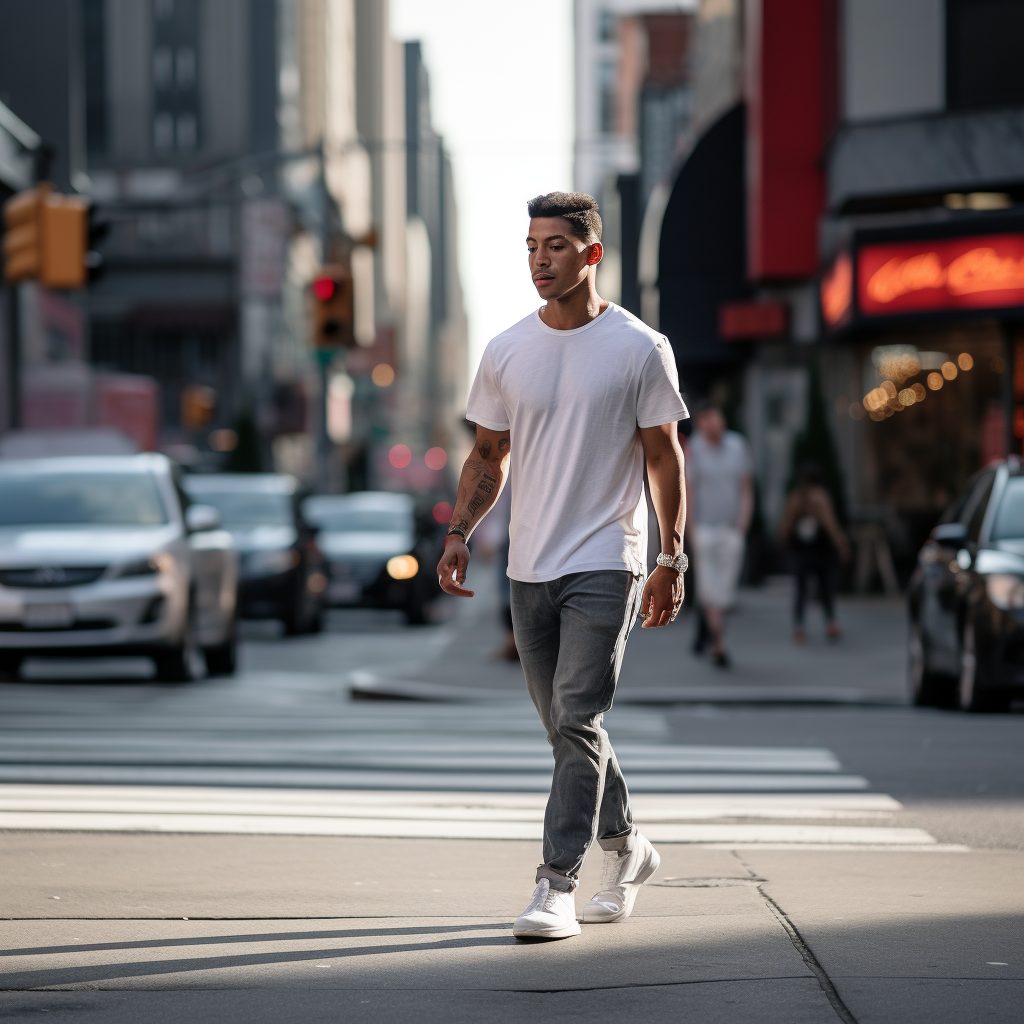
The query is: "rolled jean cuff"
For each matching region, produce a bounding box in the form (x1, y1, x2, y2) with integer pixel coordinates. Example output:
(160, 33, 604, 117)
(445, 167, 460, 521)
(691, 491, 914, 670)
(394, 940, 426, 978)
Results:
(536, 864, 577, 893)
(598, 825, 635, 852)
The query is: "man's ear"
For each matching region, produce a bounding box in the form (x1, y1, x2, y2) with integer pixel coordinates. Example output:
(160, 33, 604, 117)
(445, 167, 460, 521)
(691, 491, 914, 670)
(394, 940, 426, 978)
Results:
(586, 241, 603, 267)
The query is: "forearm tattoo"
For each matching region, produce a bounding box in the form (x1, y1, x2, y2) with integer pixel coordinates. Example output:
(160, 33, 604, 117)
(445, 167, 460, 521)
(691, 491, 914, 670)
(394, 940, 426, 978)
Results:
(449, 436, 507, 535)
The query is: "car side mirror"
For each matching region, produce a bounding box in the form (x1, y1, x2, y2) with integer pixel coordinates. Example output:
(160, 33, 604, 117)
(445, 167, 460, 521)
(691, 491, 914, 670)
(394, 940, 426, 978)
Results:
(186, 504, 222, 532)
(932, 522, 967, 545)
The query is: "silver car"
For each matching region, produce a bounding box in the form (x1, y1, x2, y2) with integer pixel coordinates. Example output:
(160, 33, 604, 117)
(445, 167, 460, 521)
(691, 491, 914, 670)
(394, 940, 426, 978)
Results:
(0, 455, 238, 681)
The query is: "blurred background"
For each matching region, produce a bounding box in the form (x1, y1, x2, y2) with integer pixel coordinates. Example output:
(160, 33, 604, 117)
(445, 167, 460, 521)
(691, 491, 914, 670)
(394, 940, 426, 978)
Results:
(2, 0, 1023, 587)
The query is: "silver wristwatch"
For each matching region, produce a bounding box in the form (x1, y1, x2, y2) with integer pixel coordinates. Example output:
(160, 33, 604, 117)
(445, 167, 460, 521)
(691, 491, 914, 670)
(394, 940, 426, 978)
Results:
(656, 552, 688, 573)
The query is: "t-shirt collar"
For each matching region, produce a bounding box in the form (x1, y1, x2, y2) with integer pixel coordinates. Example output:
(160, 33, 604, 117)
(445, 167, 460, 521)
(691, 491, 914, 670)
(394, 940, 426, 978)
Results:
(533, 303, 615, 337)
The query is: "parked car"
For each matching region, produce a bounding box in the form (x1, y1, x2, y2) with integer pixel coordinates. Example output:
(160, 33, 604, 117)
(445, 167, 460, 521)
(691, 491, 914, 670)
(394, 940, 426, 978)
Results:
(908, 457, 1024, 712)
(0, 455, 238, 681)
(303, 491, 445, 625)
(183, 474, 325, 635)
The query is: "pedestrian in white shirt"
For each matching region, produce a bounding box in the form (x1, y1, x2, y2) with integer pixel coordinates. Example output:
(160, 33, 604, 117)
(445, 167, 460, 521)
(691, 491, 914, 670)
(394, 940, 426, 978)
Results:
(436, 192, 688, 940)
(685, 400, 753, 667)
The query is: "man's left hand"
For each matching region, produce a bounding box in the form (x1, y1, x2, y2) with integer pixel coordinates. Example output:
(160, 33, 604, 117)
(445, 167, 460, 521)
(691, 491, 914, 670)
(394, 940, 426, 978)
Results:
(640, 564, 684, 628)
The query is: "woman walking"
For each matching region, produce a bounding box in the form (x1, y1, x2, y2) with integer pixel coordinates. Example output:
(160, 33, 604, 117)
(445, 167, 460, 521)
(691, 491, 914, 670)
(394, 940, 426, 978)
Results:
(778, 462, 850, 644)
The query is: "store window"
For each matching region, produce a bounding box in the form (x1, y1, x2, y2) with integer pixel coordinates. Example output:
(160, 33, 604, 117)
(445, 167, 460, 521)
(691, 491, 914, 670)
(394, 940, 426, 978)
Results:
(947, 0, 1024, 110)
(854, 326, 1005, 514)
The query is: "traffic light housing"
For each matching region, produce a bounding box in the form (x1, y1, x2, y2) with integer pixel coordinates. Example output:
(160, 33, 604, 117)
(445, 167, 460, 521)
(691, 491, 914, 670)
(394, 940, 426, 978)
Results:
(311, 265, 354, 349)
(181, 384, 217, 430)
(2, 183, 88, 289)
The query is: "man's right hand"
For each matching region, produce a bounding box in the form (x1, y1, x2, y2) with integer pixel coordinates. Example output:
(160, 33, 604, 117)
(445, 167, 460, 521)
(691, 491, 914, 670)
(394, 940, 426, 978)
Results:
(437, 536, 474, 597)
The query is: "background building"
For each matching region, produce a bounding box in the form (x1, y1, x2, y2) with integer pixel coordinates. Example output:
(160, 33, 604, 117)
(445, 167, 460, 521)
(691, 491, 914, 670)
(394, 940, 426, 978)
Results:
(0, 0, 467, 497)
(580, 0, 1024, 584)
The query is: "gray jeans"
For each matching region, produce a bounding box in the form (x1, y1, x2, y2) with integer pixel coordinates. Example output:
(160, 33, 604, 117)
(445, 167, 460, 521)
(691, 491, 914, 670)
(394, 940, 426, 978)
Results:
(510, 569, 644, 892)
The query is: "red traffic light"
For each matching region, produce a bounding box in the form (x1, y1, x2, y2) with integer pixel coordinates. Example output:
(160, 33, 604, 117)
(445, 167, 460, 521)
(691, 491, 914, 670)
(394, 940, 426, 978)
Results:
(312, 276, 336, 301)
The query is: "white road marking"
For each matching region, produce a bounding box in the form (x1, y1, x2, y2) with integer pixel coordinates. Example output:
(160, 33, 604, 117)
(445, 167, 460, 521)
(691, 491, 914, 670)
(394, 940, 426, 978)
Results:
(0, 810, 937, 845)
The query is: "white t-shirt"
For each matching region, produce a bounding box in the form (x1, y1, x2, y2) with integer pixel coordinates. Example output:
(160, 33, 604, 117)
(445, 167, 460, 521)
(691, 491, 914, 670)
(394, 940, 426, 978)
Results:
(467, 303, 688, 583)
(685, 431, 753, 527)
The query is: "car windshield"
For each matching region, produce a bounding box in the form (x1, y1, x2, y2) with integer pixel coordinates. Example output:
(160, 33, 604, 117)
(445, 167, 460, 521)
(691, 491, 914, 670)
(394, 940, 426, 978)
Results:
(989, 478, 1024, 541)
(193, 491, 292, 527)
(0, 472, 168, 527)
(309, 509, 410, 532)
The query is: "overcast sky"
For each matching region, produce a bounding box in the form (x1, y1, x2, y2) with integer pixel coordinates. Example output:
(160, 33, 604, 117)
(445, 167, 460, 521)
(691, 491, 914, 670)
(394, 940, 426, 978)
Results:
(390, 0, 575, 380)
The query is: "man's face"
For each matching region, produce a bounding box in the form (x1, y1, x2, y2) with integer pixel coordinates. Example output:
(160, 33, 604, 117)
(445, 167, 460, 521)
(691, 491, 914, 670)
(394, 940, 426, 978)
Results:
(697, 408, 725, 444)
(527, 217, 602, 301)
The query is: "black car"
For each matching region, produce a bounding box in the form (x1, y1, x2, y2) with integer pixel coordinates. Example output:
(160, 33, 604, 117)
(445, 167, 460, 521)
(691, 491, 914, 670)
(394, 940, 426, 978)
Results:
(908, 458, 1024, 712)
(183, 474, 326, 635)
(303, 491, 445, 625)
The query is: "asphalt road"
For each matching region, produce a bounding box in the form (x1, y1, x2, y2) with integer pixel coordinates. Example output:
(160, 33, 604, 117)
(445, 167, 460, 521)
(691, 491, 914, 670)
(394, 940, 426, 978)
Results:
(1, 572, 1022, 1022)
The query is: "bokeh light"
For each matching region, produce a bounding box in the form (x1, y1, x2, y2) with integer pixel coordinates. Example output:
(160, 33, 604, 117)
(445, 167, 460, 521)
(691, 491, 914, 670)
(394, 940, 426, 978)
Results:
(425, 447, 448, 470)
(992, 355, 1006, 374)
(927, 372, 944, 390)
(386, 554, 419, 580)
(432, 501, 453, 524)
(372, 363, 395, 387)
(389, 444, 412, 468)
(849, 402, 866, 420)
(911, 382, 927, 402)
(898, 388, 916, 406)
(957, 352, 974, 371)
(941, 361, 958, 380)
(209, 428, 238, 452)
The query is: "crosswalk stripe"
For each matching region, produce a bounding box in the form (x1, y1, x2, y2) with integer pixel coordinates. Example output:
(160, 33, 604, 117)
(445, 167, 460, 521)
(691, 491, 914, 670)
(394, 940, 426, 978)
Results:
(0, 784, 937, 846)
(0, 765, 869, 792)
(0, 684, 944, 848)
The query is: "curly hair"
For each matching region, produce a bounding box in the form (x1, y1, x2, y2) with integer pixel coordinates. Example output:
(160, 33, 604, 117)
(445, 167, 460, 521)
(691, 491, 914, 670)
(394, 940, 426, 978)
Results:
(527, 191, 602, 244)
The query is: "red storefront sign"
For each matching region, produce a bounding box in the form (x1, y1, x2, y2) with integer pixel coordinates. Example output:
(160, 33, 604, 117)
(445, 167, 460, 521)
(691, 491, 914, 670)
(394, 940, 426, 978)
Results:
(859, 234, 1024, 316)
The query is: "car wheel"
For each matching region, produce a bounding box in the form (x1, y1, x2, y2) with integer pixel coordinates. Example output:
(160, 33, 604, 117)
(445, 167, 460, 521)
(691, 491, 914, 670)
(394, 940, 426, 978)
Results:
(405, 602, 428, 626)
(958, 620, 1010, 713)
(0, 652, 22, 680)
(908, 620, 954, 707)
(204, 626, 238, 676)
(154, 604, 206, 683)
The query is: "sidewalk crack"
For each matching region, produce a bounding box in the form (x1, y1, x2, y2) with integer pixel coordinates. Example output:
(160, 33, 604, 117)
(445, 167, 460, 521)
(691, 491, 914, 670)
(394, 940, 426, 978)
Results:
(732, 851, 858, 1024)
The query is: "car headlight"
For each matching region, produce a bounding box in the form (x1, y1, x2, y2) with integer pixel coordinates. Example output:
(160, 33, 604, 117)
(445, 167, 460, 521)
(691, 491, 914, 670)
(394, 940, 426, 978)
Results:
(112, 553, 175, 578)
(245, 548, 300, 577)
(985, 574, 1024, 610)
(387, 554, 419, 580)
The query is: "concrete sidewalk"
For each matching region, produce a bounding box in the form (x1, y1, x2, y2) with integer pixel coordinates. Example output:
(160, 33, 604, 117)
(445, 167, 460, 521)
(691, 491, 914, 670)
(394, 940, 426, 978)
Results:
(350, 568, 909, 705)
(2, 832, 1021, 1023)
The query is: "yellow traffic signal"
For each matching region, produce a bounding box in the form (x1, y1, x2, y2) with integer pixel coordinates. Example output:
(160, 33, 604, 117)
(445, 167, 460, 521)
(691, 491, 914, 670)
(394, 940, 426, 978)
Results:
(311, 265, 354, 349)
(181, 384, 217, 430)
(2, 183, 88, 289)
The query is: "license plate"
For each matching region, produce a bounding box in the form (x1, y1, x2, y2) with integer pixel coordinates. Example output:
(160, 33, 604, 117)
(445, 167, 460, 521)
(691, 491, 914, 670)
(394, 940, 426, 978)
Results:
(23, 603, 74, 629)
(330, 581, 361, 601)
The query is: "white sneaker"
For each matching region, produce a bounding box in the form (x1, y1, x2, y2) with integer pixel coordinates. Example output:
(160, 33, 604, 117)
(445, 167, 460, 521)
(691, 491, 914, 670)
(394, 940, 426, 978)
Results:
(512, 878, 581, 940)
(582, 830, 660, 923)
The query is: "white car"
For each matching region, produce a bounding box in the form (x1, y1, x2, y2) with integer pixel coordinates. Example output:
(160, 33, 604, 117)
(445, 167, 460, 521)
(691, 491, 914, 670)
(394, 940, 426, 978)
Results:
(0, 455, 238, 681)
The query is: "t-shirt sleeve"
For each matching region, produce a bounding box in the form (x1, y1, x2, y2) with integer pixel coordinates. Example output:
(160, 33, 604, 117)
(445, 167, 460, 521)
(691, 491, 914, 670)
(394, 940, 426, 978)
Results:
(466, 343, 510, 431)
(637, 336, 689, 428)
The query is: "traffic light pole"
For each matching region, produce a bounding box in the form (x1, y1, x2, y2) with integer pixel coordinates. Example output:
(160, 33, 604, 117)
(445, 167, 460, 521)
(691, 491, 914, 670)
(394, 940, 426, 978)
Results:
(4, 282, 19, 431)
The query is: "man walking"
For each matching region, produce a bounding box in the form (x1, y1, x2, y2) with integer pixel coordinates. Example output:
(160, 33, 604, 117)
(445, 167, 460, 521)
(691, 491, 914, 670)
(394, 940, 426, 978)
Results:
(685, 400, 753, 667)
(437, 192, 688, 940)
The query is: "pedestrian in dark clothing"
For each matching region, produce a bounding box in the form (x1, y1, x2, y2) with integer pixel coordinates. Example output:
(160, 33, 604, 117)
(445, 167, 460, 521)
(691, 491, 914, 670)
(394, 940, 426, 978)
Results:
(777, 462, 850, 644)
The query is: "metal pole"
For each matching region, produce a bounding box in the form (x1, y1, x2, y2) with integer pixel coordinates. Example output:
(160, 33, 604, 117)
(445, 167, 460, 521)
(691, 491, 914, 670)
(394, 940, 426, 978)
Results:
(5, 283, 19, 431)
(1003, 321, 1015, 459)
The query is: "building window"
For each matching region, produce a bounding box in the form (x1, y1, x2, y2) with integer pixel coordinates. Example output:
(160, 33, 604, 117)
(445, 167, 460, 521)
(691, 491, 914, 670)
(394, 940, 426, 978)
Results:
(176, 112, 197, 150)
(151, 0, 200, 156)
(599, 60, 616, 135)
(153, 112, 174, 151)
(947, 0, 1024, 111)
